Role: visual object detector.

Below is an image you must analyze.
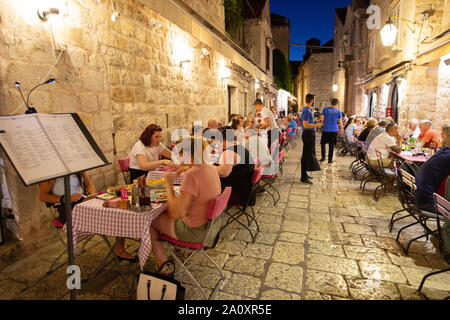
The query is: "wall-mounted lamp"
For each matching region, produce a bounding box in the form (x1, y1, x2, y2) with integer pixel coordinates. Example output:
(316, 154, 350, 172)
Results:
(200, 48, 210, 59)
(380, 18, 398, 47)
(111, 11, 120, 22)
(37, 7, 60, 22)
(333, 84, 338, 92)
(180, 60, 192, 67)
(381, 12, 432, 47)
(149, 19, 162, 30)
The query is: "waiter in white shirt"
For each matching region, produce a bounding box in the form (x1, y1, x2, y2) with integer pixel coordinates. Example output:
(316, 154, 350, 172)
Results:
(254, 99, 279, 148)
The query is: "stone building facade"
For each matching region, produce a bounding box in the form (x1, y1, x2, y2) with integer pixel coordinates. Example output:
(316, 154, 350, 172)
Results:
(360, 0, 449, 131)
(332, 1, 370, 115)
(270, 13, 290, 62)
(294, 38, 335, 109)
(0, 0, 275, 255)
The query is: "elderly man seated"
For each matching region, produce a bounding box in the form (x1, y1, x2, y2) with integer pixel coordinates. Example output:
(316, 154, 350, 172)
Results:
(367, 123, 403, 169)
(418, 120, 441, 148)
(407, 118, 421, 139)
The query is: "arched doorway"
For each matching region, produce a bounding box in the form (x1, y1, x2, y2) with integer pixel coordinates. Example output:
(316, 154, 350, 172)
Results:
(391, 83, 399, 123)
(369, 92, 374, 118)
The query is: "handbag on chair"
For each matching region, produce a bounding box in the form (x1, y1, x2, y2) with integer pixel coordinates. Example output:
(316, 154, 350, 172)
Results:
(136, 261, 185, 300)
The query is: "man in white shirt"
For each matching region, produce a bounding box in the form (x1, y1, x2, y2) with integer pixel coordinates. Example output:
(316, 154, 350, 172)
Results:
(407, 118, 421, 139)
(367, 123, 402, 168)
(254, 99, 279, 148)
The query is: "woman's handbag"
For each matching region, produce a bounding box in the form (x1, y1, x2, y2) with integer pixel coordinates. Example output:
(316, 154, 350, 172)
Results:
(136, 261, 185, 300)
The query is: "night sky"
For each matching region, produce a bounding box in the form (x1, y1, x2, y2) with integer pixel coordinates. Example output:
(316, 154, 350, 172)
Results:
(270, 0, 353, 61)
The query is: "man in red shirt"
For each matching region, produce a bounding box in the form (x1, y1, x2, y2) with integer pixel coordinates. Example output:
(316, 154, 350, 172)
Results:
(418, 120, 440, 148)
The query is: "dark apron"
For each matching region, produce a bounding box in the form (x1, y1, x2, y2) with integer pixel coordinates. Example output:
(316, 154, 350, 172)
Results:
(301, 130, 321, 172)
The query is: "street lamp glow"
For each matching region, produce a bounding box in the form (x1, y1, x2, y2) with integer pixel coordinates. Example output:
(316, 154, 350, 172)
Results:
(380, 23, 398, 46)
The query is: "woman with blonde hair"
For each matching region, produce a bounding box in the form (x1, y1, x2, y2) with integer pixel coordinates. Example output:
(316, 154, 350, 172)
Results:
(149, 136, 222, 276)
(358, 118, 378, 142)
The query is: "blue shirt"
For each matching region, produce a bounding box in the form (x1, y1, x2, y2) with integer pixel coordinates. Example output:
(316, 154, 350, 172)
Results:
(321, 107, 342, 133)
(287, 121, 297, 136)
(415, 146, 450, 210)
(300, 107, 315, 131)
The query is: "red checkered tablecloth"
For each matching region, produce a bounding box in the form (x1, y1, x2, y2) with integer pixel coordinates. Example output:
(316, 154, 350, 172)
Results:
(69, 199, 167, 271)
(147, 170, 184, 185)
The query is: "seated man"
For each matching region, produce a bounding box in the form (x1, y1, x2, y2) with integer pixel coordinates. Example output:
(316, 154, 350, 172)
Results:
(39, 172, 136, 261)
(415, 124, 450, 213)
(418, 120, 441, 148)
(366, 123, 403, 169)
(407, 118, 421, 139)
(366, 121, 388, 147)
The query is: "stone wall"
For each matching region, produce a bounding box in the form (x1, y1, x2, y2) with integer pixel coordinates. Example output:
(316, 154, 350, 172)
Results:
(0, 0, 256, 254)
(271, 25, 290, 62)
(179, 0, 225, 33)
(298, 53, 334, 109)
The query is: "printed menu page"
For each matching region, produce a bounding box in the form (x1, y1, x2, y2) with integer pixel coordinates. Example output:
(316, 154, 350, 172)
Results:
(38, 114, 105, 173)
(0, 114, 108, 186)
(0, 115, 67, 185)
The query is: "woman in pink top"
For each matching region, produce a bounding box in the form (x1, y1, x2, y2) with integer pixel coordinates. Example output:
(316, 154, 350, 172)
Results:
(150, 136, 222, 276)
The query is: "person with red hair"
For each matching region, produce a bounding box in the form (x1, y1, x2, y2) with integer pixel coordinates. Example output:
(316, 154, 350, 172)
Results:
(129, 124, 174, 182)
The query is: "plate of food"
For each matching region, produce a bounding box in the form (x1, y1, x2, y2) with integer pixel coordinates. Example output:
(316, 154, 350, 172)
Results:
(151, 190, 168, 202)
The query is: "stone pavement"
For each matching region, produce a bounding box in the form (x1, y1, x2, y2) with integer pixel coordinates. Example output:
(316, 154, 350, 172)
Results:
(0, 136, 449, 300)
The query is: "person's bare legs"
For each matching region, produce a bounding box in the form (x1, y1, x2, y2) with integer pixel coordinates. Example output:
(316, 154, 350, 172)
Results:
(115, 238, 135, 259)
(150, 212, 178, 268)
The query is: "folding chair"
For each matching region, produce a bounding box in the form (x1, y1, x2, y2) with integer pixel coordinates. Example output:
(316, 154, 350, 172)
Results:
(46, 204, 94, 276)
(259, 150, 285, 206)
(373, 149, 397, 201)
(222, 168, 263, 243)
(418, 193, 450, 298)
(118, 156, 131, 184)
(395, 170, 439, 255)
(160, 187, 232, 300)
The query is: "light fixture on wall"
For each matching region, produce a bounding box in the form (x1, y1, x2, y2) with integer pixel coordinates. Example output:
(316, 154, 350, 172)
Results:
(149, 19, 162, 30)
(111, 11, 120, 22)
(333, 84, 338, 92)
(180, 59, 192, 67)
(37, 7, 60, 21)
(200, 48, 210, 59)
(380, 18, 398, 47)
(380, 12, 432, 47)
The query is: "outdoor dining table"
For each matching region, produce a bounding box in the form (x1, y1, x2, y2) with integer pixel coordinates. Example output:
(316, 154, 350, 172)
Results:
(70, 198, 168, 272)
(392, 150, 430, 164)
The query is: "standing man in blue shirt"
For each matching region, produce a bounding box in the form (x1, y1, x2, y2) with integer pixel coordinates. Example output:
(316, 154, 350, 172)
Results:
(300, 94, 322, 184)
(320, 98, 343, 164)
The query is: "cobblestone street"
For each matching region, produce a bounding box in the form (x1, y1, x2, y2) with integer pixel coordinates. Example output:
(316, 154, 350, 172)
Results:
(0, 136, 449, 300)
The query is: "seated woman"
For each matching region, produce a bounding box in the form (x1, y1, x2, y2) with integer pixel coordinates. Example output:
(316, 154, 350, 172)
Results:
(149, 136, 222, 275)
(216, 126, 255, 206)
(39, 172, 135, 260)
(129, 124, 174, 182)
(285, 114, 298, 137)
(358, 118, 377, 143)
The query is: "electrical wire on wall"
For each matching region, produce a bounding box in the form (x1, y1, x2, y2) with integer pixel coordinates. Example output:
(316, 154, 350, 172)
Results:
(9, 13, 64, 115)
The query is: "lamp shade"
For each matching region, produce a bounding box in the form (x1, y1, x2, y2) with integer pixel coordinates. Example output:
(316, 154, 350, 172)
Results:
(380, 23, 398, 46)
